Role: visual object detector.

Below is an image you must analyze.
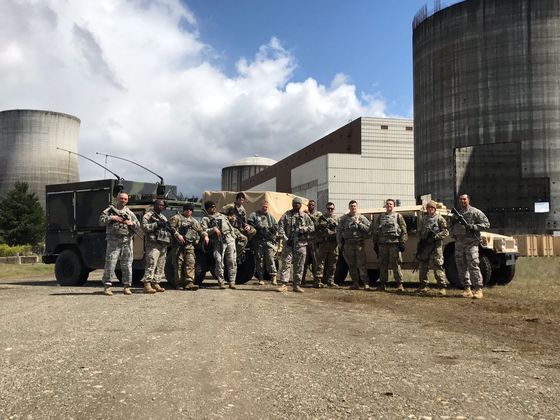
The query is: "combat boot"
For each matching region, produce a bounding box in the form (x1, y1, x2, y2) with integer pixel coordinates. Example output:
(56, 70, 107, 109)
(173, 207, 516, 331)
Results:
(293, 285, 304, 293)
(218, 282, 227, 289)
(327, 282, 340, 288)
(276, 284, 287, 292)
(396, 284, 406, 293)
(143, 282, 156, 294)
(152, 282, 165, 292)
(123, 286, 132, 296)
(375, 284, 386, 292)
(415, 285, 429, 294)
(462, 287, 473, 298)
(184, 281, 199, 291)
(438, 287, 447, 296)
(313, 282, 324, 289)
(271, 275, 278, 286)
(103, 286, 113, 296)
(228, 282, 237, 289)
(364, 284, 371, 291)
(257, 280, 265, 285)
(472, 288, 483, 299)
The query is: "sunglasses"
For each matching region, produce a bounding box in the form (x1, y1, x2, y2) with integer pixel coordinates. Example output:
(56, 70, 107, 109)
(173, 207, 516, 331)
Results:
(326, 207, 335, 210)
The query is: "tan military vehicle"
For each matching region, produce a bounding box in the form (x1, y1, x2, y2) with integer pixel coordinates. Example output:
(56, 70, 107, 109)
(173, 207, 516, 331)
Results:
(334, 203, 518, 288)
(197, 191, 308, 285)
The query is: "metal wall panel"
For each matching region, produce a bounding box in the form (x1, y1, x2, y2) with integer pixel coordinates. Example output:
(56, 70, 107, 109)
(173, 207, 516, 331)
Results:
(248, 177, 276, 192)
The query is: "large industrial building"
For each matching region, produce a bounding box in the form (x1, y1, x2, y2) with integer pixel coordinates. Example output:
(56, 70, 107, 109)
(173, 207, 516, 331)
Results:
(0, 109, 80, 207)
(222, 156, 276, 191)
(239, 117, 414, 211)
(413, 0, 560, 234)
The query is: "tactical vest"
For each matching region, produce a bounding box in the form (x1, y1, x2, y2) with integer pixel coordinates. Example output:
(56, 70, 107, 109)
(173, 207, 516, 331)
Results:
(377, 213, 401, 241)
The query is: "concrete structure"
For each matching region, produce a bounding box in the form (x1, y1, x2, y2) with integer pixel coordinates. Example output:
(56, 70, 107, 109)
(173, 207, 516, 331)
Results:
(241, 117, 415, 211)
(413, 0, 560, 234)
(0, 110, 80, 207)
(221, 156, 276, 191)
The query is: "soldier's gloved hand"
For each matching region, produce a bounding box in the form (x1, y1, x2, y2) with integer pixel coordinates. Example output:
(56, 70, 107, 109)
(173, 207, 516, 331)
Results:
(398, 243, 406, 253)
(373, 243, 379, 256)
(467, 224, 478, 233)
(156, 221, 166, 228)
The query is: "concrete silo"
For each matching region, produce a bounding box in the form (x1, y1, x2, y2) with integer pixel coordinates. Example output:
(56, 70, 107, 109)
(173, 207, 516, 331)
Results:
(222, 156, 276, 191)
(413, 0, 560, 234)
(0, 109, 80, 207)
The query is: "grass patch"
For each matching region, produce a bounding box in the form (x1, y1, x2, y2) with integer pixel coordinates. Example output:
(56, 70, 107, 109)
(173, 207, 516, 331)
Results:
(0, 263, 54, 280)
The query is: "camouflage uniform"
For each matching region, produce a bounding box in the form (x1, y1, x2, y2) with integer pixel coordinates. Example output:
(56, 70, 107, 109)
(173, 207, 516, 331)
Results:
(371, 212, 408, 287)
(220, 203, 256, 258)
(141, 210, 172, 285)
(316, 214, 339, 286)
(450, 206, 490, 289)
(201, 212, 238, 286)
(277, 210, 314, 288)
(417, 211, 449, 289)
(336, 213, 370, 288)
(304, 209, 323, 286)
(247, 210, 278, 281)
(99, 205, 140, 286)
(169, 213, 207, 288)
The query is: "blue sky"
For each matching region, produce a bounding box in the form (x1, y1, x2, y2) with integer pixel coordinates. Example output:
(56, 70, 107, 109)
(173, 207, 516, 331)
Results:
(1, 0, 459, 194)
(186, 0, 434, 117)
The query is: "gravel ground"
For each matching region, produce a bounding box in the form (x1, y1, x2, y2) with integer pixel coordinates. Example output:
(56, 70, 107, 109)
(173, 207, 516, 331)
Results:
(1, 272, 559, 420)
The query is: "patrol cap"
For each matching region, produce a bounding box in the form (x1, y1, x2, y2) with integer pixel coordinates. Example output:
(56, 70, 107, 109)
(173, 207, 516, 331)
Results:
(183, 202, 194, 211)
(426, 200, 438, 209)
(292, 197, 303, 205)
(204, 201, 216, 210)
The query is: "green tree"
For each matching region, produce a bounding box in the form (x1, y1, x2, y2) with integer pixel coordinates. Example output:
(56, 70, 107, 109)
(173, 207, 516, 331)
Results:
(0, 182, 45, 246)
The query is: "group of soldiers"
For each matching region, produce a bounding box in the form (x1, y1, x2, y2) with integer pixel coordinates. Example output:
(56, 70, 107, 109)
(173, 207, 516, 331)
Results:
(98, 191, 490, 300)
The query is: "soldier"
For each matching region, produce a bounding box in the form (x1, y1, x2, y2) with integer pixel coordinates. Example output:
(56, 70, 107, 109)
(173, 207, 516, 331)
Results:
(303, 199, 322, 287)
(141, 199, 172, 294)
(202, 201, 238, 289)
(336, 200, 371, 290)
(371, 198, 408, 292)
(450, 194, 490, 299)
(316, 202, 340, 288)
(169, 203, 209, 291)
(220, 192, 256, 258)
(276, 197, 315, 293)
(247, 200, 278, 285)
(99, 191, 140, 296)
(416, 200, 448, 295)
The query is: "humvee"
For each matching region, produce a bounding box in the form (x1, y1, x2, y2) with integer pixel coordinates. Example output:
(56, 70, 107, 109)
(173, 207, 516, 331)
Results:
(43, 179, 192, 287)
(196, 191, 308, 285)
(333, 203, 518, 287)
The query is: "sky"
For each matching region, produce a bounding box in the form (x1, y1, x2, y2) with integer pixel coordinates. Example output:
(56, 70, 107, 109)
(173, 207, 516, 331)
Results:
(0, 0, 455, 196)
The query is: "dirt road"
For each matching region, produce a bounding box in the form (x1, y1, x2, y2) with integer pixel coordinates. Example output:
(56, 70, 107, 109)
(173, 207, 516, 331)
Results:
(1, 272, 559, 419)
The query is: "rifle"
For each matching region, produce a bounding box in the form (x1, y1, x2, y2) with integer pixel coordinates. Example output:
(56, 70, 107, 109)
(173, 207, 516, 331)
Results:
(451, 208, 481, 240)
(150, 211, 178, 237)
(415, 230, 437, 262)
(107, 206, 141, 238)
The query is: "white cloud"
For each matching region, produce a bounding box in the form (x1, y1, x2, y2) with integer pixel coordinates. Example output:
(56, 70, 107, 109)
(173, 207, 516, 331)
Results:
(0, 0, 387, 196)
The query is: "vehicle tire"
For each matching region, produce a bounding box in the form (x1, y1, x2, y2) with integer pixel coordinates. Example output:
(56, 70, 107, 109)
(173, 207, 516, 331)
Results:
(367, 269, 380, 286)
(479, 254, 493, 286)
(334, 257, 349, 285)
(194, 250, 208, 286)
(445, 245, 493, 288)
(443, 245, 463, 289)
(55, 249, 89, 286)
(115, 268, 145, 286)
(492, 264, 516, 285)
(233, 249, 256, 285)
(161, 250, 176, 288)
